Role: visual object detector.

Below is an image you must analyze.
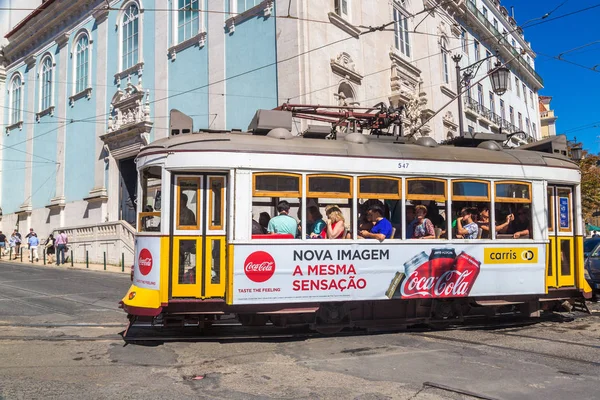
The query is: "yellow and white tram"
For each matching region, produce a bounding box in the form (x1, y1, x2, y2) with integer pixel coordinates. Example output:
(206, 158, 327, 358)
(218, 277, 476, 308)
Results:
(121, 121, 592, 331)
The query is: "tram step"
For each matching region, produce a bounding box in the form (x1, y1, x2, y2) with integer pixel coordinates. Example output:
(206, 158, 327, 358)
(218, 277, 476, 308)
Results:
(571, 299, 590, 314)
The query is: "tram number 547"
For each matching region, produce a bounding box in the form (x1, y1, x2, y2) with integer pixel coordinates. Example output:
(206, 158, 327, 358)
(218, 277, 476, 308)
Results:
(398, 162, 410, 169)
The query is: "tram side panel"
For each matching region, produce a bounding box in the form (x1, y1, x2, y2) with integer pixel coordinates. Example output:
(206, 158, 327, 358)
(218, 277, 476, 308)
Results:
(232, 243, 547, 305)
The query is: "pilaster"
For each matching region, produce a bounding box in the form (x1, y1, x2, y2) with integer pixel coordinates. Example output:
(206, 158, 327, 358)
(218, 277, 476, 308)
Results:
(207, 0, 226, 129)
(50, 33, 70, 218)
(0, 58, 5, 219)
(89, 5, 110, 222)
(21, 57, 36, 212)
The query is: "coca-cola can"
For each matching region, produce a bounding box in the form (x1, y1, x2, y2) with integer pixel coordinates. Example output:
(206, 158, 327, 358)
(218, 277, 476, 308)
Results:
(403, 251, 429, 278)
(385, 271, 405, 299)
(428, 248, 457, 277)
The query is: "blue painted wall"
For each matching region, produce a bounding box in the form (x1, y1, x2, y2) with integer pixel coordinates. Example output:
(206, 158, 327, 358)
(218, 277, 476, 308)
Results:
(2, 64, 29, 214)
(168, 0, 209, 130)
(64, 20, 98, 202)
(31, 45, 60, 209)
(225, 12, 278, 130)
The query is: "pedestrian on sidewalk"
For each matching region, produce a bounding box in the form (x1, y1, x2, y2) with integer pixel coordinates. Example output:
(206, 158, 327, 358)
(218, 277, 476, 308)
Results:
(25, 228, 36, 240)
(55, 230, 68, 266)
(28, 234, 39, 262)
(0, 231, 7, 256)
(12, 229, 21, 259)
(45, 234, 56, 264)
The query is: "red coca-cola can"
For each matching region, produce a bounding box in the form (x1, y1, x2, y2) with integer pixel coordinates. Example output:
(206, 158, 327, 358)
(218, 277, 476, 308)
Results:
(449, 251, 481, 297)
(428, 248, 456, 277)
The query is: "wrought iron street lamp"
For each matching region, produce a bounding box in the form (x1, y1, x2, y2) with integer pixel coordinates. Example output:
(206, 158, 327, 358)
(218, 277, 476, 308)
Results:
(570, 142, 583, 162)
(452, 52, 510, 137)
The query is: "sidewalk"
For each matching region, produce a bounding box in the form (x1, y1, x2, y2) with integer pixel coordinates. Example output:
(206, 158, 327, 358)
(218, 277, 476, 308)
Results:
(0, 251, 129, 275)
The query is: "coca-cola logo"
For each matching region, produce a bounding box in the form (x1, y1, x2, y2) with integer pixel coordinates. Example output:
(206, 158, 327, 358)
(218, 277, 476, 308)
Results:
(138, 248, 153, 276)
(400, 251, 480, 299)
(244, 251, 275, 283)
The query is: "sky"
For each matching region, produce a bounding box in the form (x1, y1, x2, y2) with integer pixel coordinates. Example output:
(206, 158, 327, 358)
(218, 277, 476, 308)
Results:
(514, 0, 600, 153)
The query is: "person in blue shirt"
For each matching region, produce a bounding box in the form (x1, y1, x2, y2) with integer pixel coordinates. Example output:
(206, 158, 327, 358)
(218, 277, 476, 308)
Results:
(360, 204, 393, 241)
(28, 233, 40, 262)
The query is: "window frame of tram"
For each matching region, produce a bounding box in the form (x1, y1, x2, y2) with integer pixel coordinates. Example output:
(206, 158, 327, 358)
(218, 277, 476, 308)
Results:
(305, 174, 353, 240)
(137, 166, 162, 233)
(251, 172, 302, 238)
(175, 176, 202, 288)
(357, 176, 401, 239)
(493, 180, 533, 240)
(450, 179, 491, 240)
(405, 178, 448, 239)
(556, 187, 574, 277)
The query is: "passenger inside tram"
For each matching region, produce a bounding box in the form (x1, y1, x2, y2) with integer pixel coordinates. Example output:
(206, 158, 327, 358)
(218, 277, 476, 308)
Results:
(267, 200, 298, 236)
(499, 206, 531, 239)
(359, 204, 394, 241)
(179, 193, 197, 226)
(411, 204, 436, 239)
(455, 207, 479, 239)
(324, 205, 346, 239)
(306, 206, 326, 238)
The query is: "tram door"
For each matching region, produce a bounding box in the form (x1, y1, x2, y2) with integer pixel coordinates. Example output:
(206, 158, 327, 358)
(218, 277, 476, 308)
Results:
(171, 174, 227, 299)
(546, 186, 575, 288)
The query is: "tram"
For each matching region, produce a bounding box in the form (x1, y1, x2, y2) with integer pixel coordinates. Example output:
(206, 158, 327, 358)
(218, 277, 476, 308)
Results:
(121, 108, 592, 332)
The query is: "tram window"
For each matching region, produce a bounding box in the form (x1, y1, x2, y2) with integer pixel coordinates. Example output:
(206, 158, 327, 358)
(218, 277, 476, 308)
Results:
(254, 173, 301, 197)
(210, 239, 221, 284)
(495, 181, 532, 239)
(451, 180, 490, 239)
(305, 175, 352, 239)
(178, 239, 196, 285)
(406, 179, 447, 239)
(252, 173, 301, 239)
(557, 188, 572, 232)
(177, 177, 200, 230)
(138, 167, 162, 232)
(252, 196, 300, 238)
(209, 177, 224, 231)
(358, 177, 401, 239)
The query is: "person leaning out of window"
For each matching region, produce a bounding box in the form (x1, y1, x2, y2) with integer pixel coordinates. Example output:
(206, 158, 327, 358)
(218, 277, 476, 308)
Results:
(359, 204, 393, 242)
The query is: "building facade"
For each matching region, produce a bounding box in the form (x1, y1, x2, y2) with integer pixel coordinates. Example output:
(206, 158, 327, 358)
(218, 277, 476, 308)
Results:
(539, 95, 558, 138)
(0, 0, 544, 260)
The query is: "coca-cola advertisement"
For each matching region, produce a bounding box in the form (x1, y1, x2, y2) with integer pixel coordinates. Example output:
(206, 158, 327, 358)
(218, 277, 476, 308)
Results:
(133, 237, 161, 290)
(232, 244, 545, 305)
(385, 249, 481, 300)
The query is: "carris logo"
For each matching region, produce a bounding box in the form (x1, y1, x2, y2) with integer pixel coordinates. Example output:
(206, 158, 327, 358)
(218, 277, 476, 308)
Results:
(138, 248, 153, 276)
(244, 251, 276, 283)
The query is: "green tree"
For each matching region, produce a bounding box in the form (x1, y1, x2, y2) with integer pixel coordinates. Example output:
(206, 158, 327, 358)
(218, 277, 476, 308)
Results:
(578, 150, 600, 222)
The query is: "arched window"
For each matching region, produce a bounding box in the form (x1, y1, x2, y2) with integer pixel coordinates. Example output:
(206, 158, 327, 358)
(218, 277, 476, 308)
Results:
(441, 37, 449, 84)
(122, 3, 140, 70)
(40, 56, 53, 111)
(75, 34, 90, 93)
(9, 74, 22, 124)
(336, 82, 356, 106)
(178, 0, 199, 42)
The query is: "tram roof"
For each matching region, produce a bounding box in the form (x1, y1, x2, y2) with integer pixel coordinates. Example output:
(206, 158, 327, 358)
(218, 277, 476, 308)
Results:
(138, 132, 578, 170)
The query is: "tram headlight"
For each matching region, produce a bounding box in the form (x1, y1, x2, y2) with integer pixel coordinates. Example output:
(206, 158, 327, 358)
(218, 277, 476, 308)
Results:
(128, 291, 136, 300)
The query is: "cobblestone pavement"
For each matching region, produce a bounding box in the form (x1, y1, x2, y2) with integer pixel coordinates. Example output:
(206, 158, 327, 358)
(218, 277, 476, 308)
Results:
(0, 261, 598, 400)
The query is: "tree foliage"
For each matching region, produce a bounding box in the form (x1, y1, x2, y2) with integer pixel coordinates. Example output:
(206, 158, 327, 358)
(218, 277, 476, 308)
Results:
(578, 150, 600, 222)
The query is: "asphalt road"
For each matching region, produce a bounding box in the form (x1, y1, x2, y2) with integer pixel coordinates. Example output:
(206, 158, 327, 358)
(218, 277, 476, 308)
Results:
(0, 260, 599, 400)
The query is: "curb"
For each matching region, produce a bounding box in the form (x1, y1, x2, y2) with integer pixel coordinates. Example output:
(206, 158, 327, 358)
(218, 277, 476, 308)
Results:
(0, 257, 129, 275)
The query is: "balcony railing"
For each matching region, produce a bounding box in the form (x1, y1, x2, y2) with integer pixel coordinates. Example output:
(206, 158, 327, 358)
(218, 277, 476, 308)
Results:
(466, 1, 543, 86)
(464, 97, 519, 134)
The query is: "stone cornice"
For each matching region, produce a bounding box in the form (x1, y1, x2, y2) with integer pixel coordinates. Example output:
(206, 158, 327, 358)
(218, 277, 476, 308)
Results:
(3, 0, 105, 64)
(328, 12, 361, 39)
(55, 32, 70, 48)
(225, 0, 274, 33)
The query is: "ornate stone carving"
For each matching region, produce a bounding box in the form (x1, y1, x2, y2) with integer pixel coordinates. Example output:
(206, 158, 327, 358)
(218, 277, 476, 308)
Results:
(107, 83, 149, 133)
(331, 52, 363, 84)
